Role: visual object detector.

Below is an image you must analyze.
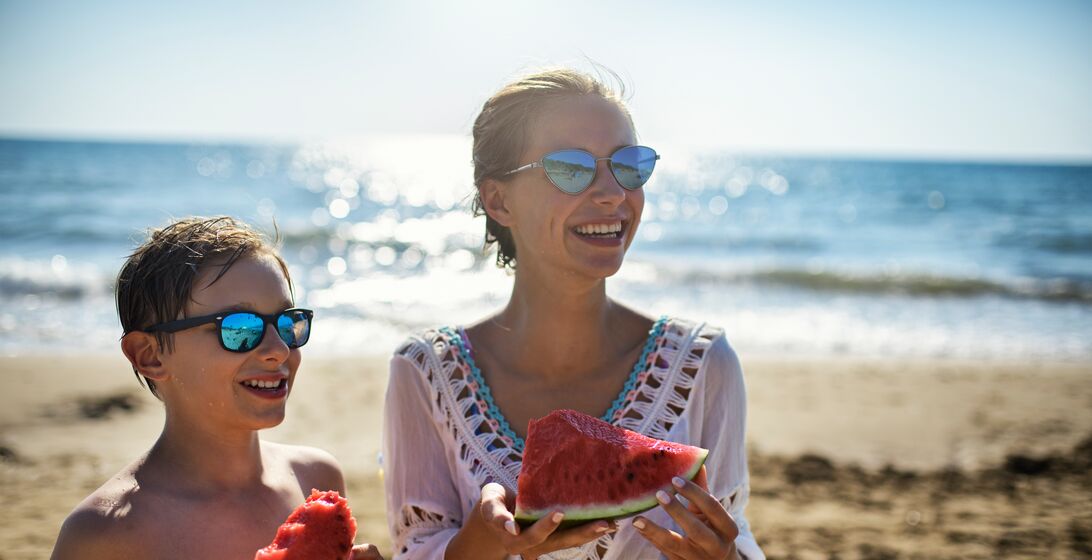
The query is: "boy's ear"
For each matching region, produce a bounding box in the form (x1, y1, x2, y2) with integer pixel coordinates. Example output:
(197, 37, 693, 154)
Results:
(479, 178, 514, 227)
(121, 332, 168, 383)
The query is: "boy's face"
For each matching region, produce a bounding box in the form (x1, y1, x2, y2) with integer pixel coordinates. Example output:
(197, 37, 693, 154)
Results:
(157, 252, 301, 432)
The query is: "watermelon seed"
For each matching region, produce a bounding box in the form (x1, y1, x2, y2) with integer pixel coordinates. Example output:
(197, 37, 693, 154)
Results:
(626, 472, 635, 482)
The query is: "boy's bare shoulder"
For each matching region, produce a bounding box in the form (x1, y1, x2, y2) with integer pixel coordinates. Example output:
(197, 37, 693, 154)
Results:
(265, 441, 346, 494)
(51, 469, 151, 559)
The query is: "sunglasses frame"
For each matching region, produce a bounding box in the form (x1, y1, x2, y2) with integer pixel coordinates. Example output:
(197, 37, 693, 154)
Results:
(504, 145, 660, 194)
(144, 308, 314, 353)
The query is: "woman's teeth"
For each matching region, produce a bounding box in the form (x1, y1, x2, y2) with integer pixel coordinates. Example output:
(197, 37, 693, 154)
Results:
(574, 223, 623, 237)
(242, 379, 282, 389)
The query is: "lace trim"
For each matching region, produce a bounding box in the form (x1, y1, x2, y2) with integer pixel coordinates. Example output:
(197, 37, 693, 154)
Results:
(396, 330, 523, 491)
(439, 316, 667, 453)
(393, 505, 460, 555)
(395, 318, 720, 560)
(615, 320, 719, 440)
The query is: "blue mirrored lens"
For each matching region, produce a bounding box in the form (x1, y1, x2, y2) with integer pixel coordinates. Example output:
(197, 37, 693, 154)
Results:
(277, 310, 310, 348)
(221, 313, 265, 352)
(610, 146, 657, 190)
(542, 150, 596, 193)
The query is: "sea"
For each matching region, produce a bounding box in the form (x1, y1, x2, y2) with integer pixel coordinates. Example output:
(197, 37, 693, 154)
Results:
(2, 136, 1091, 362)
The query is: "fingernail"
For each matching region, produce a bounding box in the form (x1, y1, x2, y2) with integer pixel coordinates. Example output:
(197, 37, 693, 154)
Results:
(672, 476, 685, 488)
(505, 519, 518, 535)
(656, 490, 671, 505)
(595, 523, 611, 533)
(633, 518, 646, 530)
(552, 512, 564, 523)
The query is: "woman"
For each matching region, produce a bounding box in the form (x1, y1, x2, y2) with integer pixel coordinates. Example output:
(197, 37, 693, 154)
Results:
(383, 68, 764, 560)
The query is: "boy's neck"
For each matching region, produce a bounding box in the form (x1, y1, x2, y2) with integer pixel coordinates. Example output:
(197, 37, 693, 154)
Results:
(143, 418, 267, 494)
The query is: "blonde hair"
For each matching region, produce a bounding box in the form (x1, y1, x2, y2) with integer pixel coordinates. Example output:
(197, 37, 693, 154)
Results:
(471, 66, 634, 269)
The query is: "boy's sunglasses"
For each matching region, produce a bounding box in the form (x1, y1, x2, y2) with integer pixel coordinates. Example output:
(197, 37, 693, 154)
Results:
(144, 308, 313, 353)
(504, 145, 660, 194)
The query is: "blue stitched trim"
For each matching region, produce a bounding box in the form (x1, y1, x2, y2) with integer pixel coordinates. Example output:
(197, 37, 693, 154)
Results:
(603, 315, 668, 422)
(440, 315, 668, 454)
(440, 325, 522, 451)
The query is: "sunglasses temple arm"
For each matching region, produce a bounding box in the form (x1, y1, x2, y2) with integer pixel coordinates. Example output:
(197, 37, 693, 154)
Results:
(144, 314, 217, 333)
(504, 161, 542, 176)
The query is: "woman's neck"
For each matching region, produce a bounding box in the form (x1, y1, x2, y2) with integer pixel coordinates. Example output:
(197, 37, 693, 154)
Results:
(488, 267, 632, 384)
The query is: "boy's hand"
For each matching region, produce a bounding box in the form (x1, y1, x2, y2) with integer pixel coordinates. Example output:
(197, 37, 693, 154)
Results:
(350, 543, 383, 559)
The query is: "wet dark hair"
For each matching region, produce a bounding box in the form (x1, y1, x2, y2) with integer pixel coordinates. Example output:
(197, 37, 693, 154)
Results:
(471, 66, 634, 269)
(116, 216, 291, 397)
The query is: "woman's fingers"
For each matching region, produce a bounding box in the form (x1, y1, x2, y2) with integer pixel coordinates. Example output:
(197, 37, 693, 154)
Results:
(349, 543, 383, 560)
(525, 518, 615, 554)
(693, 464, 710, 492)
(670, 476, 739, 542)
(654, 489, 722, 554)
(632, 515, 690, 558)
(513, 510, 568, 548)
(479, 483, 517, 535)
(477, 484, 615, 556)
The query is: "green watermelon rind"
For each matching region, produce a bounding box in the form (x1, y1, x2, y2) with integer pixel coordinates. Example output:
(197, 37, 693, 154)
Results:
(512, 447, 708, 528)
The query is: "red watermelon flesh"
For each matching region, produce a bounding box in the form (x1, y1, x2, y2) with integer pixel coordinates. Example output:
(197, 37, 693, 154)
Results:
(514, 409, 708, 526)
(254, 489, 357, 560)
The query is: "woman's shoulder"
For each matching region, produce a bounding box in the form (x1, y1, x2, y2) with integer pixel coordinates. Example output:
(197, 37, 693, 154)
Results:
(661, 316, 741, 376)
(392, 326, 459, 359)
(389, 326, 466, 382)
(662, 316, 732, 352)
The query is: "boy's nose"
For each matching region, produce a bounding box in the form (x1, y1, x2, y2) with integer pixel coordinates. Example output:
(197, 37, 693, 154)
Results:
(256, 323, 291, 358)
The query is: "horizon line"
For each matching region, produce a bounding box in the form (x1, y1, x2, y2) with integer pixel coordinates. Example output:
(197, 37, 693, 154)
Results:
(2, 130, 1091, 168)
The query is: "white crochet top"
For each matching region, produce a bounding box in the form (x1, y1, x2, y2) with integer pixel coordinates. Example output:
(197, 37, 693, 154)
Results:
(382, 317, 764, 560)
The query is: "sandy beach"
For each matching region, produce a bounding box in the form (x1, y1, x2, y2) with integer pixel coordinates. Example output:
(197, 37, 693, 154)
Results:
(1, 353, 1089, 559)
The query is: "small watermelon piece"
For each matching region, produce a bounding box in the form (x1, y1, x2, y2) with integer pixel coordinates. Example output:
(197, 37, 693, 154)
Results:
(254, 489, 357, 560)
(514, 409, 708, 527)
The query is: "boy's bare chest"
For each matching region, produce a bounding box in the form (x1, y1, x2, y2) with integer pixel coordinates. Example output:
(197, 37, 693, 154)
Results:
(125, 491, 302, 559)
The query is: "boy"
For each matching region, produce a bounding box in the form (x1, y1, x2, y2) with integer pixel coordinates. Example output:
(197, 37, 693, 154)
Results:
(51, 217, 381, 559)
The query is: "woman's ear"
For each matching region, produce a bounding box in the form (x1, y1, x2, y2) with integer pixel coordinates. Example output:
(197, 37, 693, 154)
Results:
(479, 178, 514, 227)
(121, 332, 169, 384)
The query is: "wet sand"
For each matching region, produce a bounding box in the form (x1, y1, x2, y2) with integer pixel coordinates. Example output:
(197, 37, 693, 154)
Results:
(1, 354, 1089, 559)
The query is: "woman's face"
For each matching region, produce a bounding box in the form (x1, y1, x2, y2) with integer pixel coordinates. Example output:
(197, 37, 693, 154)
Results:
(502, 94, 644, 281)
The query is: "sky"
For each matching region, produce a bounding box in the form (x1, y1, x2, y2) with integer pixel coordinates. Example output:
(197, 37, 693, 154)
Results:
(1, 0, 1090, 161)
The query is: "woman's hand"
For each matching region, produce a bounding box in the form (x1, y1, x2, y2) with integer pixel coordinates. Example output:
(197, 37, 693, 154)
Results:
(446, 482, 615, 559)
(350, 543, 384, 559)
(632, 466, 741, 560)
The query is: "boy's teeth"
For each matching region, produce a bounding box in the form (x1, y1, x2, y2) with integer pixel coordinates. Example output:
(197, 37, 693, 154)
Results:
(243, 379, 281, 389)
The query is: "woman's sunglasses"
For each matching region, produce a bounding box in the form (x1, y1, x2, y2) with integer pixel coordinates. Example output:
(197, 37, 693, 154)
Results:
(504, 145, 660, 194)
(144, 308, 313, 353)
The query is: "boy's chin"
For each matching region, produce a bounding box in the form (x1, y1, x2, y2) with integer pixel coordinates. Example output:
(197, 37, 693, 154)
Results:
(249, 408, 288, 430)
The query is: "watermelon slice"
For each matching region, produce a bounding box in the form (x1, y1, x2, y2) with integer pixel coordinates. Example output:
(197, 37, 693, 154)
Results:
(514, 409, 708, 527)
(254, 489, 357, 560)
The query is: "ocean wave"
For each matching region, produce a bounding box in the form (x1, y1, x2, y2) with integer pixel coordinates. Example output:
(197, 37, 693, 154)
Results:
(651, 232, 824, 252)
(0, 259, 112, 299)
(993, 231, 1092, 255)
(655, 266, 1092, 303)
